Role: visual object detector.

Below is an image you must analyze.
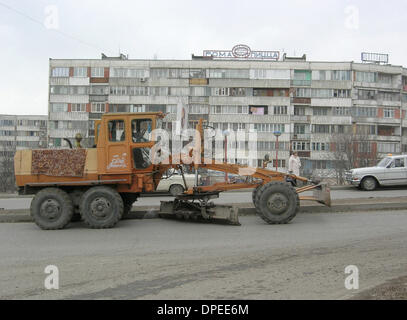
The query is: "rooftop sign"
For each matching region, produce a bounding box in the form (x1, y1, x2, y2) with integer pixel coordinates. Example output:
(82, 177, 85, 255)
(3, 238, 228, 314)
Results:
(203, 44, 280, 61)
(361, 52, 389, 64)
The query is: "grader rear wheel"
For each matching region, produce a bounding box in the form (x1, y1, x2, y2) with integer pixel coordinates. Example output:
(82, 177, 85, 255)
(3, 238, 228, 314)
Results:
(80, 186, 123, 229)
(30, 188, 74, 230)
(255, 182, 299, 224)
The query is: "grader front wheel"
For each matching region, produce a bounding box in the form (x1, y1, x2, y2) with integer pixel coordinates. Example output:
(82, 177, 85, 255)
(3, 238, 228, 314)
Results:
(255, 182, 299, 224)
(30, 188, 74, 230)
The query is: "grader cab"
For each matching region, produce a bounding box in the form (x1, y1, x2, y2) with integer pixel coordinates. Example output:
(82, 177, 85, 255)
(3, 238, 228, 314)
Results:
(14, 112, 331, 230)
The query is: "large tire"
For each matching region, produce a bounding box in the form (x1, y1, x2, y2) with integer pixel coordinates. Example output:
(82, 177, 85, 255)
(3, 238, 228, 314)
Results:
(169, 184, 184, 196)
(30, 188, 74, 230)
(256, 182, 299, 224)
(252, 185, 262, 208)
(361, 177, 377, 191)
(79, 186, 123, 229)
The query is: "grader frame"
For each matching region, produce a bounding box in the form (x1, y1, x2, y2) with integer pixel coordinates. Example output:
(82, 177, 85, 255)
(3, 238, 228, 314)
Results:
(14, 112, 330, 229)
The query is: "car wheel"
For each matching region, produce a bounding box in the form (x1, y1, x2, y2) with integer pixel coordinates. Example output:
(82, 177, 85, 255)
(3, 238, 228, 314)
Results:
(361, 177, 377, 191)
(169, 184, 184, 196)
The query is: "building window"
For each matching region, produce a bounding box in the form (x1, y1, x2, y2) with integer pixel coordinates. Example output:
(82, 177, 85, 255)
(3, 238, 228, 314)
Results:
(312, 124, 330, 134)
(249, 106, 268, 115)
(332, 70, 351, 81)
(70, 86, 89, 95)
(212, 88, 230, 96)
(356, 71, 376, 83)
(377, 73, 392, 84)
(89, 86, 107, 95)
(51, 67, 69, 77)
(208, 69, 249, 79)
(73, 67, 88, 77)
(378, 91, 400, 101)
(333, 107, 351, 116)
(383, 108, 395, 118)
(292, 141, 310, 151)
(230, 88, 246, 97)
(253, 123, 285, 133)
(378, 143, 400, 153)
(353, 107, 377, 117)
(294, 106, 306, 116)
(91, 67, 105, 78)
(91, 103, 106, 113)
(211, 105, 249, 114)
(51, 103, 68, 112)
(312, 142, 328, 151)
(273, 106, 287, 115)
(294, 124, 306, 134)
(190, 105, 209, 114)
(190, 87, 208, 97)
(110, 86, 128, 95)
(295, 88, 311, 97)
(50, 86, 69, 94)
(129, 87, 149, 96)
(358, 89, 376, 100)
(168, 87, 188, 96)
(358, 142, 372, 153)
(313, 107, 329, 116)
(71, 104, 86, 112)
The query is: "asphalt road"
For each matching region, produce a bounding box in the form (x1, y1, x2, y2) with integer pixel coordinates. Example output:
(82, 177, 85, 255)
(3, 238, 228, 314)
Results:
(2, 187, 407, 210)
(0, 209, 406, 299)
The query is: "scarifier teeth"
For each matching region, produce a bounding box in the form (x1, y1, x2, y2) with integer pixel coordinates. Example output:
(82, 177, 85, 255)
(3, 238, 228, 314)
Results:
(158, 201, 240, 226)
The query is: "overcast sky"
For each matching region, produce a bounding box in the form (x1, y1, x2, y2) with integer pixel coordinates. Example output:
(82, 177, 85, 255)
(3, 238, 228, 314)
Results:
(0, 0, 406, 115)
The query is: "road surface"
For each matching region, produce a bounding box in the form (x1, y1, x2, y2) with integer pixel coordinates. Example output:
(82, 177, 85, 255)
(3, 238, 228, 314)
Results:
(0, 209, 406, 299)
(2, 187, 407, 210)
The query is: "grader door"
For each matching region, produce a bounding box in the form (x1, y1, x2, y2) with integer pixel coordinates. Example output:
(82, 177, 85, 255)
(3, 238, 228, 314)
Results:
(105, 118, 131, 174)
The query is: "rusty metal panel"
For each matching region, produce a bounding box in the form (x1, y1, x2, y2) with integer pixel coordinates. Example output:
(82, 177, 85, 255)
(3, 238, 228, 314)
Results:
(32, 149, 87, 177)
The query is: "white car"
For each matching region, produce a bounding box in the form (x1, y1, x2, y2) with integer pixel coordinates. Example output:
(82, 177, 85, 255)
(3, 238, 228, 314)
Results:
(346, 155, 407, 191)
(156, 170, 200, 195)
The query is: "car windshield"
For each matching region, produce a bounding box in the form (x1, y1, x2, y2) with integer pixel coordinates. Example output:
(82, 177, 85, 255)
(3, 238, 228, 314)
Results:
(377, 157, 392, 167)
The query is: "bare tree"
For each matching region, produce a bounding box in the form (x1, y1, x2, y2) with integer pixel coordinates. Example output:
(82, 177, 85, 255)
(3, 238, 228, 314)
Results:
(329, 132, 378, 184)
(0, 146, 16, 193)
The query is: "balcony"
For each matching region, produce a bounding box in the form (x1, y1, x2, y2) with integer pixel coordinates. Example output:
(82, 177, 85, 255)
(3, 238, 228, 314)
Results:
(298, 151, 311, 158)
(291, 80, 311, 86)
(291, 133, 311, 140)
(89, 94, 108, 102)
(291, 115, 309, 122)
(292, 97, 311, 104)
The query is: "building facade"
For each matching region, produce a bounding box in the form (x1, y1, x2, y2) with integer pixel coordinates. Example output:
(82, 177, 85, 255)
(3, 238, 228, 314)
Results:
(0, 114, 47, 191)
(48, 54, 407, 176)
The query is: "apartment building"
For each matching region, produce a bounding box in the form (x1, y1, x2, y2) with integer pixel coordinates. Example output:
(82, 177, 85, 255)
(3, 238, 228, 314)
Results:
(0, 114, 47, 152)
(0, 114, 47, 190)
(48, 52, 407, 176)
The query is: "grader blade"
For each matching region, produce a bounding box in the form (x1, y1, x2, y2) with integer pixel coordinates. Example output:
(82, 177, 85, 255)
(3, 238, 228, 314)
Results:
(312, 183, 331, 207)
(159, 200, 240, 225)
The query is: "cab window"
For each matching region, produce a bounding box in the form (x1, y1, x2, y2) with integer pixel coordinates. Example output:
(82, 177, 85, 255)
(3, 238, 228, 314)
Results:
(131, 119, 152, 143)
(108, 120, 125, 142)
(392, 158, 405, 168)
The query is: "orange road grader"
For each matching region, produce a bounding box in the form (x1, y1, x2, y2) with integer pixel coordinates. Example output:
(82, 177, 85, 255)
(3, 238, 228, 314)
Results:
(14, 112, 331, 230)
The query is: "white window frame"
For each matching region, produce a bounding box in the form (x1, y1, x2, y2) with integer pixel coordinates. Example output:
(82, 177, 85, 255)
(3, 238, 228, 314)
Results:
(73, 67, 88, 77)
(51, 67, 69, 77)
(91, 103, 106, 113)
(91, 67, 105, 78)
